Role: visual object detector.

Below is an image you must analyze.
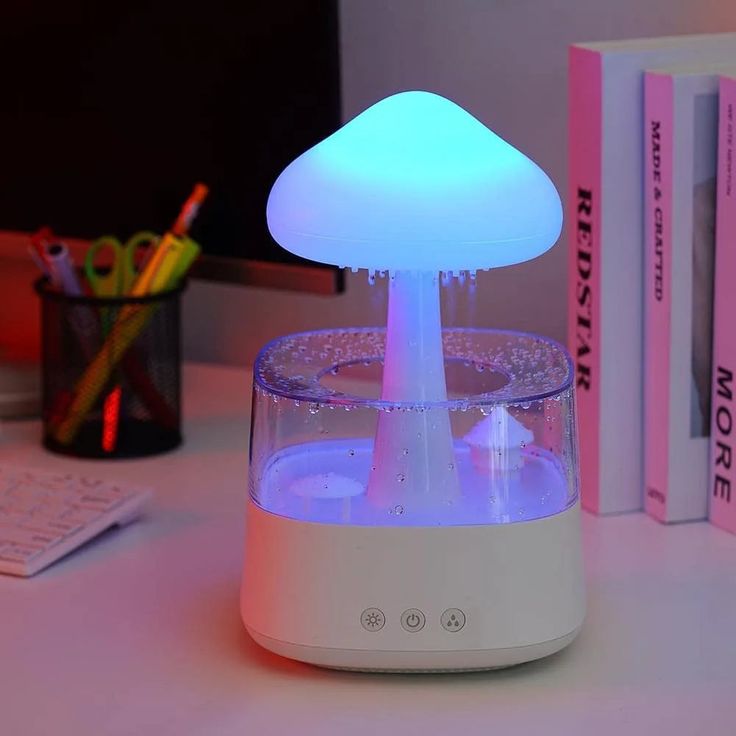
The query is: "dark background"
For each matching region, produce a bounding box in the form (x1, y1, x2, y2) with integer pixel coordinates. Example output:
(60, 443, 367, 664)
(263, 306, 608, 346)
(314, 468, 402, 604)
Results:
(0, 1, 341, 266)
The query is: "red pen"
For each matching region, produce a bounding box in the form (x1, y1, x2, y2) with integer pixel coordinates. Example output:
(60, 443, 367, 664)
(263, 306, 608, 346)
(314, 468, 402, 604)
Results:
(171, 183, 209, 237)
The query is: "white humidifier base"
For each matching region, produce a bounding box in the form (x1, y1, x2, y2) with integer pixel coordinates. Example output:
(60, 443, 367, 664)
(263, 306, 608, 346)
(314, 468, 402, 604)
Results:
(241, 498, 585, 672)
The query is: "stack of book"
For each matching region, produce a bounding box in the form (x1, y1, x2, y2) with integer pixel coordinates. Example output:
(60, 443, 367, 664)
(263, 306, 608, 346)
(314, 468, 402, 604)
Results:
(568, 32, 736, 533)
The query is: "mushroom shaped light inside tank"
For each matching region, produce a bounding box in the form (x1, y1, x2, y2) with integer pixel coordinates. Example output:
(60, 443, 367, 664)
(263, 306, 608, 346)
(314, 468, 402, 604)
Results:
(266, 91, 562, 513)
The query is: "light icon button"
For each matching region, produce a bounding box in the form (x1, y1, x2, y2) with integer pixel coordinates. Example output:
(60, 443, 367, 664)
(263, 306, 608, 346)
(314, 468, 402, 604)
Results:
(360, 608, 386, 632)
(440, 608, 466, 632)
(400, 608, 426, 632)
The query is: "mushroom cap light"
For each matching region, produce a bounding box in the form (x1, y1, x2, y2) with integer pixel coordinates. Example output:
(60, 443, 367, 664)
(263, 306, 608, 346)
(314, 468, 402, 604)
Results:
(267, 91, 562, 273)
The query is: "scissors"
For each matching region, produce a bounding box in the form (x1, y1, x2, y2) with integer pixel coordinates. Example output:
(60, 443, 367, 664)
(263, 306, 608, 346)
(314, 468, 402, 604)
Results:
(85, 231, 159, 297)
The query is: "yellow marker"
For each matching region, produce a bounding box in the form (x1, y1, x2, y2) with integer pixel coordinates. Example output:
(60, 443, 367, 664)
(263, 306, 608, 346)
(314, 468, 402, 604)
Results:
(149, 235, 200, 292)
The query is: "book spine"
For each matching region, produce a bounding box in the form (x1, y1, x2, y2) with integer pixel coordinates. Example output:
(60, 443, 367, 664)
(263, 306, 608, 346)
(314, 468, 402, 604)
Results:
(643, 73, 673, 523)
(710, 77, 736, 534)
(568, 46, 602, 513)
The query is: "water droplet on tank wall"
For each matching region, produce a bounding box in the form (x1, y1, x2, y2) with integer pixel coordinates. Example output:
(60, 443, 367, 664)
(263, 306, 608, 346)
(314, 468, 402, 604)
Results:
(396, 473, 406, 482)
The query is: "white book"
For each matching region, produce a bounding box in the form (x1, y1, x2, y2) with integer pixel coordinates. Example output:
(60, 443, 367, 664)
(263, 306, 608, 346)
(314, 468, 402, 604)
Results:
(568, 33, 736, 515)
(643, 64, 734, 523)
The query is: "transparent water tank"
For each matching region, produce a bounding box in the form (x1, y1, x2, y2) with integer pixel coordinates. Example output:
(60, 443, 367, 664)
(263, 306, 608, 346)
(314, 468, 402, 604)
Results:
(249, 327, 578, 527)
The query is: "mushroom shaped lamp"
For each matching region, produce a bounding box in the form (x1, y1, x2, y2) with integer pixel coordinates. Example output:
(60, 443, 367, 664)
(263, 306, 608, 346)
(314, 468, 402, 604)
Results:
(267, 91, 562, 509)
(242, 91, 585, 672)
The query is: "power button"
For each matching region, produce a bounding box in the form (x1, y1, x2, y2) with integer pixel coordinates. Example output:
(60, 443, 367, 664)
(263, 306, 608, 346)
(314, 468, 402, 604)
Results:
(400, 608, 426, 632)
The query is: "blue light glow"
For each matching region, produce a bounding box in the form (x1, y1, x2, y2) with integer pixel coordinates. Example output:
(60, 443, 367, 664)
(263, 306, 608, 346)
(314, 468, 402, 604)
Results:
(267, 91, 562, 272)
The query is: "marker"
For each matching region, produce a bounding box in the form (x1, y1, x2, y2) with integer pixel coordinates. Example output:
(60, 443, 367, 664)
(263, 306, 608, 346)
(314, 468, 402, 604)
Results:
(40, 242, 98, 357)
(43, 242, 84, 295)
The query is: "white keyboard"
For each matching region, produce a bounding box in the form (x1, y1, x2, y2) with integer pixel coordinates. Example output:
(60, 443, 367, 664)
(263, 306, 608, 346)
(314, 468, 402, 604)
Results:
(0, 463, 151, 577)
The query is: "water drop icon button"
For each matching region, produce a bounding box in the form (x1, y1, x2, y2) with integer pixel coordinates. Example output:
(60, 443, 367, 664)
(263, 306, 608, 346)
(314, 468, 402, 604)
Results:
(440, 608, 466, 632)
(361, 608, 386, 632)
(400, 608, 426, 632)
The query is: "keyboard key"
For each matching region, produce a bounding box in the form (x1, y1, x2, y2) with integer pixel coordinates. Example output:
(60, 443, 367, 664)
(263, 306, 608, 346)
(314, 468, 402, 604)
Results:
(0, 509, 29, 526)
(58, 508, 101, 526)
(20, 517, 66, 535)
(74, 494, 124, 513)
(1, 544, 44, 562)
(0, 525, 47, 548)
(43, 519, 84, 536)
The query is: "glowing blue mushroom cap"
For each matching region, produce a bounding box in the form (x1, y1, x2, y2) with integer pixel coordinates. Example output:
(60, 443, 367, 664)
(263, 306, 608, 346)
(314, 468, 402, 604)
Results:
(266, 91, 562, 272)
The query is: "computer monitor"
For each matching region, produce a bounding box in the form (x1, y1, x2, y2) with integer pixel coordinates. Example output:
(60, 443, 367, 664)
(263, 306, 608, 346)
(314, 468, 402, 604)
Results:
(0, 1, 343, 294)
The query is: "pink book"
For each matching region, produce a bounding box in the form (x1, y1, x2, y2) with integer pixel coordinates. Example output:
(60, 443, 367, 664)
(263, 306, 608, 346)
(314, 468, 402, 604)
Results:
(568, 45, 601, 514)
(710, 76, 736, 534)
(568, 34, 736, 515)
(644, 66, 726, 523)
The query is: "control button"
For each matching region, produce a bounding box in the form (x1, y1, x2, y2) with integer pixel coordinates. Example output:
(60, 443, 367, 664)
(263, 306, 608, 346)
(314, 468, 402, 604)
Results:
(360, 608, 386, 631)
(440, 608, 466, 632)
(400, 608, 426, 632)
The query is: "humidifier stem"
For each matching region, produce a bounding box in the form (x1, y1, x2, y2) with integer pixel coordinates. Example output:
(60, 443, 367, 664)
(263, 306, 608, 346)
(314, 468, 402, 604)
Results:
(382, 271, 447, 403)
(367, 270, 460, 510)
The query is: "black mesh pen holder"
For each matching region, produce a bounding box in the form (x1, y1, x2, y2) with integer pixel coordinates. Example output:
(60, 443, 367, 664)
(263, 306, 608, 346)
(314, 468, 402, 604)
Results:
(35, 278, 184, 459)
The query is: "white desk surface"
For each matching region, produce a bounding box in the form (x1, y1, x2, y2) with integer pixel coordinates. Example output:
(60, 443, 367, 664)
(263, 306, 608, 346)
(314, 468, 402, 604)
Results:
(1, 362, 735, 736)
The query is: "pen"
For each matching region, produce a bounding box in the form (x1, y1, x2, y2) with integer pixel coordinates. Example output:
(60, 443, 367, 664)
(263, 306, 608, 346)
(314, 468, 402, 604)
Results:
(171, 183, 209, 237)
(30, 227, 54, 272)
